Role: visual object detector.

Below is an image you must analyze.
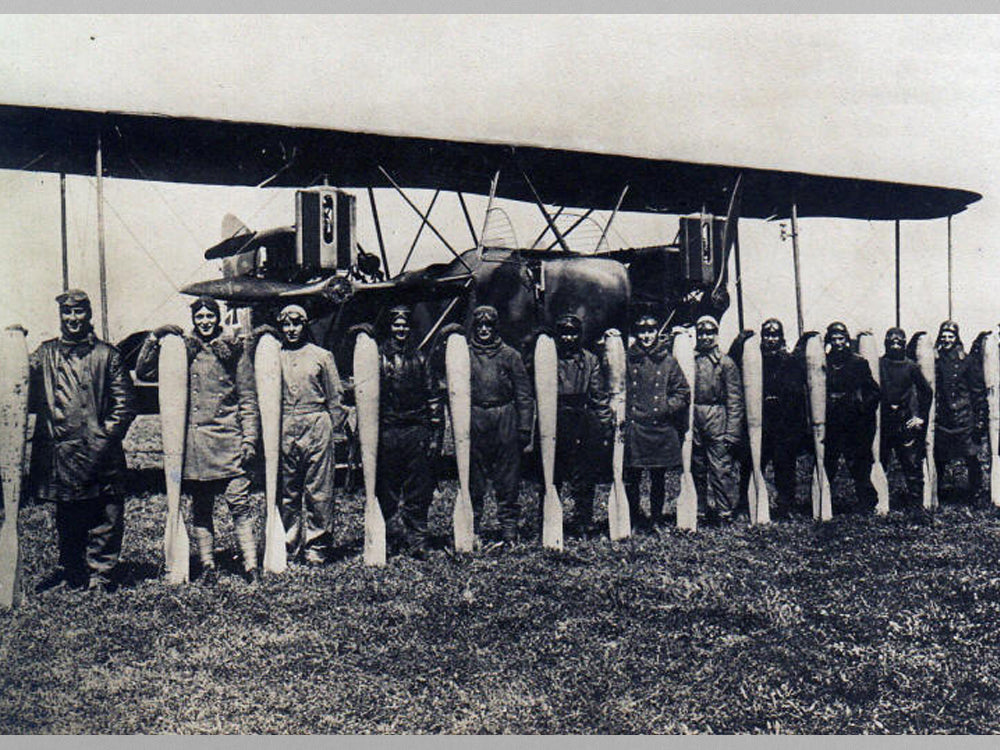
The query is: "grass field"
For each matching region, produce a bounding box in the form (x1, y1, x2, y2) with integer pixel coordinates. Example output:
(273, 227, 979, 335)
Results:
(4, 422, 1000, 734)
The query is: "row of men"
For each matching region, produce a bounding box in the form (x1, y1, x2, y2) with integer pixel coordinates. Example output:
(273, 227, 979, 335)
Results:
(22, 288, 988, 591)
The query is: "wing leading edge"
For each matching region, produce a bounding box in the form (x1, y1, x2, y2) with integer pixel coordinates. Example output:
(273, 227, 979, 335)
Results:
(0, 103, 980, 221)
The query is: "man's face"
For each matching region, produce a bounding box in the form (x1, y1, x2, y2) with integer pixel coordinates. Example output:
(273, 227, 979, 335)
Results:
(391, 319, 411, 343)
(939, 330, 957, 351)
(696, 325, 718, 352)
(885, 332, 906, 358)
(558, 330, 580, 352)
(828, 331, 850, 355)
(59, 304, 90, 339)
(761, 328, 783, 353)
(281, 317, 305, 345)
(636, 318, 659, 349)
(474, 318, 496, 345)
(193, 308, 220, 339)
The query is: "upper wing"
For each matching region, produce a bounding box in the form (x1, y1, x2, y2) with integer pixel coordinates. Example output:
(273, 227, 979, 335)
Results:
(0, 103, 980, 220)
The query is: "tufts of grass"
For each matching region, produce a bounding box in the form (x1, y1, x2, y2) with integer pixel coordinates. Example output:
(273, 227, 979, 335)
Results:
(5, 433, 1000, 733)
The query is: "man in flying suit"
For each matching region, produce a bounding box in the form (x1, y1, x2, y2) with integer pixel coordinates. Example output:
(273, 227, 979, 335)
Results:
(137, 296, 260, 584)
(375, 305, 444, 559)
(823, 321, 880, 514)
(879, 327, 933, 515)
(30, 289, 137, 592)
(933, 320, 986, 506)
(467, 305, 534, 545)
(735, 318, 810, 519)
(276, 304, 347, 564)
(623, 310, 690, 530)
(551, 313, 612, 537)
(691, 315, 744, 525)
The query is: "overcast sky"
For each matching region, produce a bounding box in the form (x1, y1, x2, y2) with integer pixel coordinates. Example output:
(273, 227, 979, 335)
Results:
(1, 15, 998, 348)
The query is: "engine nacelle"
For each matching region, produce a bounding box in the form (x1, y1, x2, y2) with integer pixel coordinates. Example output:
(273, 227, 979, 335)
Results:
(296, 188, 356, 274)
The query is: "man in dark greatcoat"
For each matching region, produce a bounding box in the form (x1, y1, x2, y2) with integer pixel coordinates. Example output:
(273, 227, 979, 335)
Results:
(552, 313, 611, 537)
(623, 311, 690, 530)
(824, 321, 880, 514)
(879, 327, 933, 515)
(734, 318, 810, 519)
(933, 320, 985, 505)
(467, 305, 534, 545)
(30, 289, 136, 592)
(136, 296, 260, 584)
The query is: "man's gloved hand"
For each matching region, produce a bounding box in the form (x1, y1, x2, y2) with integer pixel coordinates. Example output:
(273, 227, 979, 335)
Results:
(439, 323, 466, 339)
(349, 323, 377, 340)
(905, 416, 925, 432)
(250, 324, 280, 341)
(240, 442, 257, 468)
(152, 324, 184, 339)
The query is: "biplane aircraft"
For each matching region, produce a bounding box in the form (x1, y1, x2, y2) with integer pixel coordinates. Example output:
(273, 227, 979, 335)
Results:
(0, 102, 982, 381)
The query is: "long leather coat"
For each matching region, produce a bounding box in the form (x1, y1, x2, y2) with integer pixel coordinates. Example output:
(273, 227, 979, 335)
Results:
(379, 339, 443, 429)
(762, 349, 810, 448)
(825, 352, 879, 444)
(136, 332, 259, 481)
(879, 356, 932, 443)
(29, 334, 137, 502)
(469, 338, 534, 444)
(935, 346, 984, 458)
(625, 339, 689, 468)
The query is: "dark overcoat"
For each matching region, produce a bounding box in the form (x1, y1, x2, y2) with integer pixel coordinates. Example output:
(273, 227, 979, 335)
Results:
(29, 334, 136, 502)
(624, 339, 689, 469)
(934, 346, 984, 460)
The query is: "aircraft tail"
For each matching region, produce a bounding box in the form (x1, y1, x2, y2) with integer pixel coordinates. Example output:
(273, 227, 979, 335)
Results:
(222, 213, 251, 240)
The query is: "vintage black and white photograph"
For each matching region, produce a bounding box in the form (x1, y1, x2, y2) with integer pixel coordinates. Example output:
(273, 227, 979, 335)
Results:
(1, 14, 1000, 734)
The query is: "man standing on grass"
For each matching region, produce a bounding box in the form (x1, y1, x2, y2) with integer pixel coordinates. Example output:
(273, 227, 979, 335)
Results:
(374, 305, 444, 559)
(30, 289, 136, 593)
(551, 313, 612, 538)
(824, 321, 880, 514)
(275, 304, 347, 564)
(734, 318, 810, 519)
(879, 327, 933, 518)
(136, 296, 260, 584)
(467, 305, 534, 546)
(623, 309, 690, 531)
(691, 315, 744, 525)
(933, 321, 986, 506)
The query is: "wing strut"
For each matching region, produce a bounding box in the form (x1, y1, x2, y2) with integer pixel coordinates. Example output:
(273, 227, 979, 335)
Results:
(543, 209, 595, 251)
(418, 278, 475, 351)
(596, 185, 629, 251)
(378, 166, 471, 273)
(457, 192, 478, 247)
(947, 215, 953, 320)
(529, 206, 565, 249)
(896, 219, 900, 328)
(367, 187, 391, 279)
(790, 204, 804, 338)
(399, 190, 440, 275)
(522, 171, 571, 253)
(96, 133, 110, 340)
